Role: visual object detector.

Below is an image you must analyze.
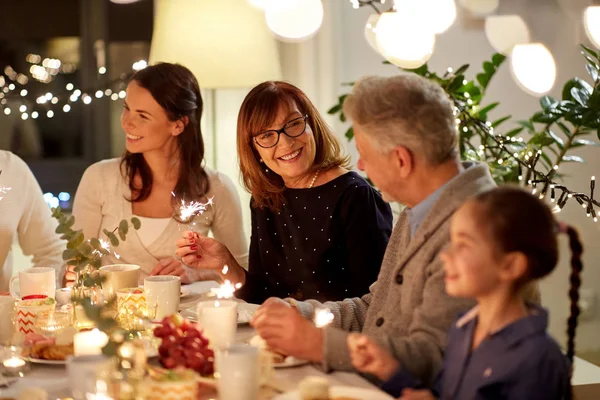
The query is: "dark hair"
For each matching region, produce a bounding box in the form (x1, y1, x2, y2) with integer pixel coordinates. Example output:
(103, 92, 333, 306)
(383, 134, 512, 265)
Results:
(471, 186, 583, 396)
(120, 63, 208, 221)
(236, 81, 350, 210)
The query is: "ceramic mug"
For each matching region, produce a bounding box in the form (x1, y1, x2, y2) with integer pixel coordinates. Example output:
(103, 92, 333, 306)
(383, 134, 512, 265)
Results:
(144, 276, 180, 320)
(9, 267, 56, 299)
(99, 264, 141, 300)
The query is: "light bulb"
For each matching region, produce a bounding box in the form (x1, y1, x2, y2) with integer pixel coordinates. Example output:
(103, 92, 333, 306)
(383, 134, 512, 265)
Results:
(375, 11, 435, 69)
(458, 0, 499, 16)
(485, 15, 530, 55)
(584, 6, 600, 48)
(265, 0, 324, 42)
(510, 43, 556, 96)
(247, 0, 271, 9)
(364, 14, 380, 53)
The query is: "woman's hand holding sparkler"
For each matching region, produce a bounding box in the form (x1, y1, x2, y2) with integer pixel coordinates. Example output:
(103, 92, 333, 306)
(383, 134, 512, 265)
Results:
(175, 231, 246, 286)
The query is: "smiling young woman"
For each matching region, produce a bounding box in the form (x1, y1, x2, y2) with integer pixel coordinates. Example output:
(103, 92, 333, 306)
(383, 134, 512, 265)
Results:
(175, 81, 393, 304)
(71, 63, 248, 284)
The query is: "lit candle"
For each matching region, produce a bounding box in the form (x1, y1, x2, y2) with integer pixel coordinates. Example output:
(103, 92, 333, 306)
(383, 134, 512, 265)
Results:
(3, 357, 26, 368)
(74, 329, 109, 356)
(314, 308, 334, 328)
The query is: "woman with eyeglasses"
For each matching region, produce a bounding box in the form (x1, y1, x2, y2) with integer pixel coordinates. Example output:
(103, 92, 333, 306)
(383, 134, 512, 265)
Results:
(176, 81, 392, 303)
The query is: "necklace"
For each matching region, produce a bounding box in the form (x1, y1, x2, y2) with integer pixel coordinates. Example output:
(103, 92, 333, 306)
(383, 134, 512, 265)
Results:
(308, 169, 320, 188)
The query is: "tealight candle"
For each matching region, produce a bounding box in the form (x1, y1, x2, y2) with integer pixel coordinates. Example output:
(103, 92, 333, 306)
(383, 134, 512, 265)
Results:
(1, 347, 29, 377)
(74, 329, 109, 356)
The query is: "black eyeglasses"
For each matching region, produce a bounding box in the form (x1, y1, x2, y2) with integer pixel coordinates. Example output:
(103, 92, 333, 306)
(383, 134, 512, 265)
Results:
(252, 114, 308, 148)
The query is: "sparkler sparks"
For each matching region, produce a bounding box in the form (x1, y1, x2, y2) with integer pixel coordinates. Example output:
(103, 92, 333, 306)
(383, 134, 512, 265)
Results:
(174, 192, 214, 221)
(314, 308, 334, 328)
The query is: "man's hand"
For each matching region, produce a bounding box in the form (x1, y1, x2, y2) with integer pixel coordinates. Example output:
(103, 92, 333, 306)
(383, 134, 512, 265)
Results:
(251, 297, 324, 362)
(347, 333, 400, 381)
(150, 257, 190, 284)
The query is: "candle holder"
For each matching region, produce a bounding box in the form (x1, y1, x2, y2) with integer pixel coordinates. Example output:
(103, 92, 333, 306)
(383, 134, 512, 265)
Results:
(0, 345, 30, 377)
(34, 310, 72, 337)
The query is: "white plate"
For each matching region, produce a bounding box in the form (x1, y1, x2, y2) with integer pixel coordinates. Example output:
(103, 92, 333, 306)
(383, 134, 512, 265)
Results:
(181, 302, 259, 325)
(22, 356, 66, 365)
(273, 385, 395, 400)
(273, 356, 310, 369)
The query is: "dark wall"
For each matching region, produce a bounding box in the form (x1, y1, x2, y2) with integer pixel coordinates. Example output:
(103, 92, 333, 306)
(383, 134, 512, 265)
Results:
(0, 0, 153, 42)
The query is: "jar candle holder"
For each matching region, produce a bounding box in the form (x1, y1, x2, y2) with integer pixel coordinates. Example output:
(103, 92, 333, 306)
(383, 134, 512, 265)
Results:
(1, 345, 29, 377)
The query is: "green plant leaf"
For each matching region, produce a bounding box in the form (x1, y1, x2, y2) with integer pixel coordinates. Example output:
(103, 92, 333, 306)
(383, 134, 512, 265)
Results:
(476, 73, 490, 89)
(483, 61, 495, 75)
(106, 232, 119, 247)
(448, 74, 465, 93)
(516, 120, 535, 131)
(492, 116, 511, 128)
(405, 64, 429, 76)
(345, 126, 354, 141)
(327, 104, 341, 114)
(90, 238, 102, 250)
(547, 130, 565, 149)
(588, 91, 600, 111)
(531, 111, 558, 124)
(477, 102, 499, 117)
(562, 155, 585, 163)
(454, 64, 469, 77)
(556, 122, 572, 137)
(563, 78, 593, 101)
(585, 64, 599, 82)
(572, 138, 600, 147)
(581, 45, 599, 60)
(77, 242, 93, 257)
(119, 220, 129, 236)
(571, 88, 590, 106)
(340, 112, 346, 123)
(504, 127, 524, 137)
(540, 96, 558, 112)
(55, 224, 68, 234)
(70, 231, 85, 249)
(131, 217, 141, 230)
(528, 133, 555, 146)
(492, 53, 507, 67)
(62, 249, 78, 261)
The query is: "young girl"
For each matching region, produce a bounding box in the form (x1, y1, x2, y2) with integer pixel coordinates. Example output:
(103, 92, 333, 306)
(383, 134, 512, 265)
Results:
(348, 186, 581, 400)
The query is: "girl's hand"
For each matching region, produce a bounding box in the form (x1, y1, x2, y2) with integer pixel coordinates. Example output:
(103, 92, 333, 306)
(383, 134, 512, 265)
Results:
(347, 333, 400, 381)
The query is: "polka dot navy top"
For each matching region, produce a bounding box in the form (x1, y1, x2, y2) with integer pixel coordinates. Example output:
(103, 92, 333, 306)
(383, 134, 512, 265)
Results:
(236, 171, 393, 304)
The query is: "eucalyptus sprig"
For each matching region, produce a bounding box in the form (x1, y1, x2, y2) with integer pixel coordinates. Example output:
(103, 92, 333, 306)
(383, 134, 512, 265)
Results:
(51, 207, 141, 274)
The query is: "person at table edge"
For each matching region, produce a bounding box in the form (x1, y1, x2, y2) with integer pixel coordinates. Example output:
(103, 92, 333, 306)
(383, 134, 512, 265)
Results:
(176, 80, 392, 303)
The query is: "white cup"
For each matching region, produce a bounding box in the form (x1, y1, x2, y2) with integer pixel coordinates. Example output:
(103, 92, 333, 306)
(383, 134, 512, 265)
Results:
(66, 354, 113, 400)
(144, 276, 180, 320)
(196, 300, 237, 350)
(0, 296, 16, 345)
(9, 267, 56, 299)
(99, 264, 141, 300)
(216, 344, 260, 400)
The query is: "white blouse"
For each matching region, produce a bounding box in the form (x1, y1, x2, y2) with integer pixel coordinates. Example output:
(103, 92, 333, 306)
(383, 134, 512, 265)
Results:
(72, 158, 249, 282)
(0, 151, 64, 291)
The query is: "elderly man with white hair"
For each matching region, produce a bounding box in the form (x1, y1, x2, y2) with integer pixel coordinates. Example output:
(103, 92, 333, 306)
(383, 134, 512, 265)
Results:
(250, 74, 498, 385)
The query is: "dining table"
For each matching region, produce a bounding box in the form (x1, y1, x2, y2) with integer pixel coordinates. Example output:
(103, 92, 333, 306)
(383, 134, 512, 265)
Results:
(0, 281, 391, 400)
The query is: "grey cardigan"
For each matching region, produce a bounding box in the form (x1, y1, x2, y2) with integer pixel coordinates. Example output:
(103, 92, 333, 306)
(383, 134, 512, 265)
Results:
(295, 162, 497, 385)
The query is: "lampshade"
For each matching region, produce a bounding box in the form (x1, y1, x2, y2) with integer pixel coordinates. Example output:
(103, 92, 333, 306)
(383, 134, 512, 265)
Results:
(150, 0, 282, 89)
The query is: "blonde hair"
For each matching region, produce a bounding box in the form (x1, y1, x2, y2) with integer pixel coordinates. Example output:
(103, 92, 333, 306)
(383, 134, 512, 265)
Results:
(237, 81, 350, 211)
(343, 74, 458, 165)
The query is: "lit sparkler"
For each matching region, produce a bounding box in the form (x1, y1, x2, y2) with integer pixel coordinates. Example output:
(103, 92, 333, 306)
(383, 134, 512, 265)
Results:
(174, 192, 214, 222)
(314, 307, 334, 328)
